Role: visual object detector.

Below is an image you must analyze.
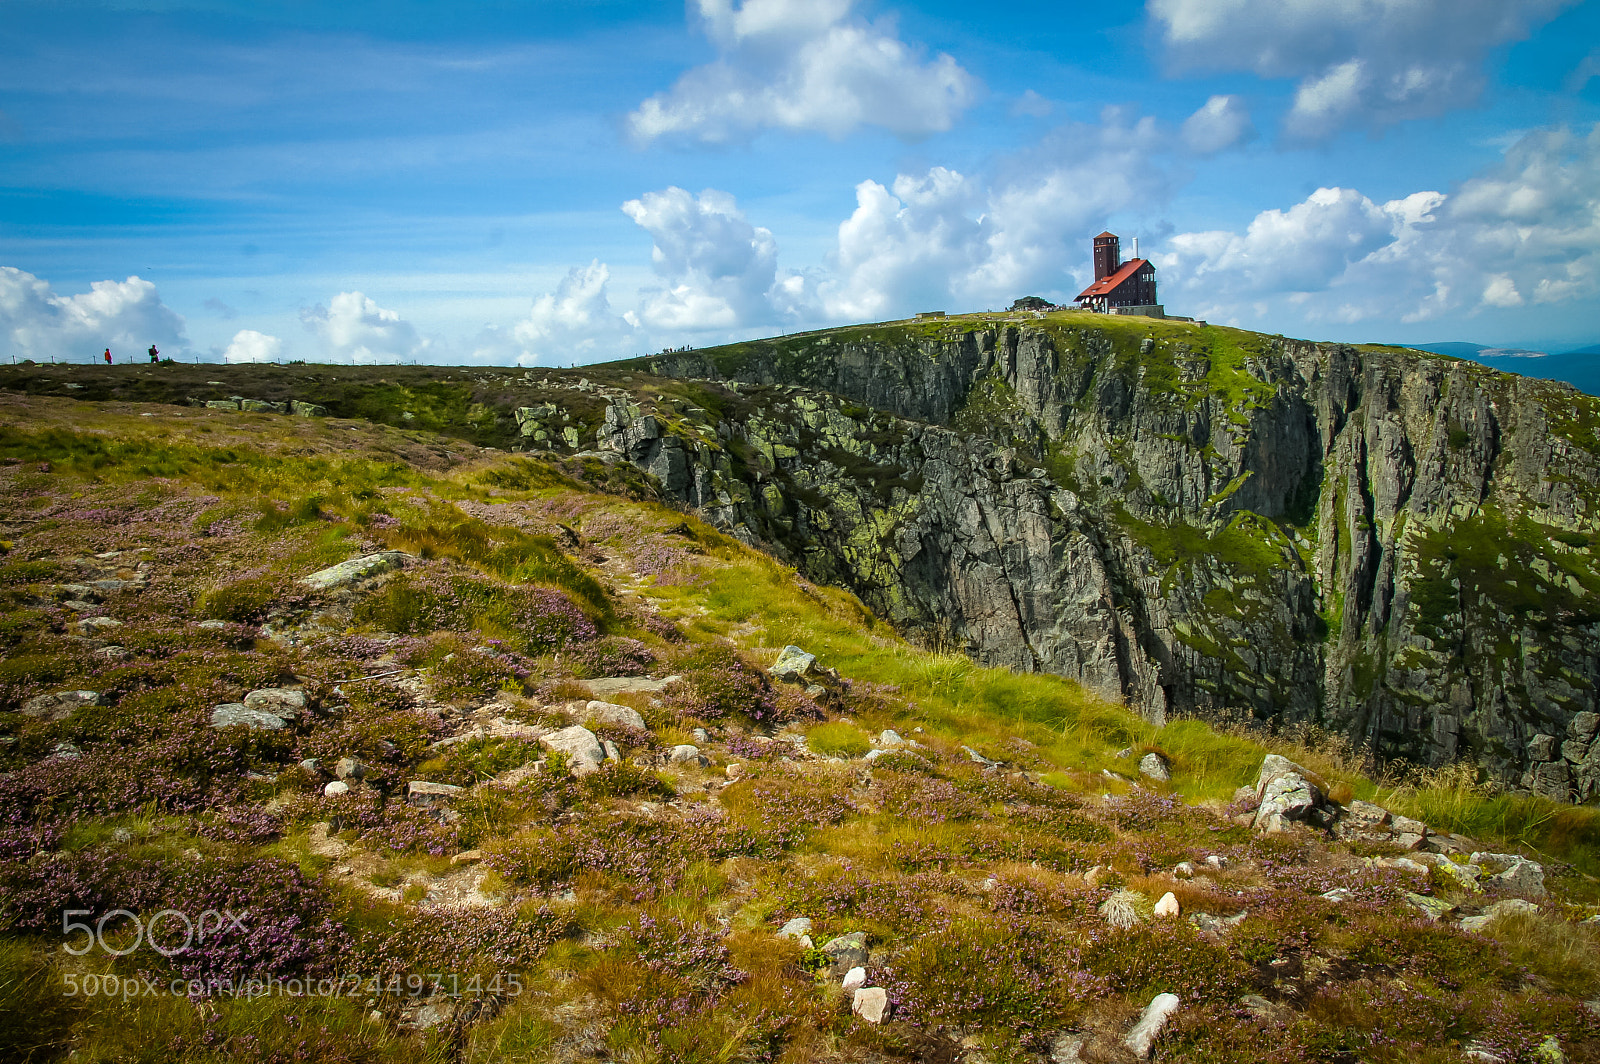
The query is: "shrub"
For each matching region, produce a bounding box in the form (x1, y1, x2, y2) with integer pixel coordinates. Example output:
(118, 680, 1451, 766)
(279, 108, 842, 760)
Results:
(568, 636, 656, 678)
(805, 721, 871, 758)
(663, 644, 779, 723)
(887, 917, 1104, 1031)
(352, 568, 597, 654)
(578, 760, 674, 800)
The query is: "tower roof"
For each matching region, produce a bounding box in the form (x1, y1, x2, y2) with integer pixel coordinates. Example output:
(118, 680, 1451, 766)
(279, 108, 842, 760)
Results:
(1074, 257, 1150, 302)
(1094, 230, 1118, 240)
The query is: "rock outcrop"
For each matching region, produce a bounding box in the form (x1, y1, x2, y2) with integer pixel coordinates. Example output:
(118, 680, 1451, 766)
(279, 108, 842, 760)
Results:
(582, 317, 1599, 796)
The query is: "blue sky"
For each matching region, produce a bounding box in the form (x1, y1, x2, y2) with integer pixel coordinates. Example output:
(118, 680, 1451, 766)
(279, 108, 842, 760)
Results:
(2, 0, 1598, 366)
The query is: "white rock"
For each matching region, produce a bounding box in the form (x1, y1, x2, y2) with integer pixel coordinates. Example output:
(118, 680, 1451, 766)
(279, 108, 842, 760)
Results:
(669, 744, 703, 764)
(1139, 752, 1171, 782)
(1173, 862, 1196, 878)
(324, 780, 350, 797)
(243, 687, 306, 718)
(1460, 898, 1541, 933)
(540, 724, 604, 767)
(841, 966, 867, 992)
(1470, 852, 1547, 898)
(298, 551, 412, 591)
(210, 703, 287, 731)
(877, 729, 905, 748)
(1123, 993, 1180, 1059)
(777, 917, 812, 940)
(584, 700, 646, 731)
(851, 987, 888, 1024)
(1153, 892, 1180, 918)
(406, 781, 463, 807)
(726, 763, 745, 779)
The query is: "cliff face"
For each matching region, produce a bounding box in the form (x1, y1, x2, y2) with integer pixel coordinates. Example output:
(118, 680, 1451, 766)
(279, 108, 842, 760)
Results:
(579, 314, 1600, 797)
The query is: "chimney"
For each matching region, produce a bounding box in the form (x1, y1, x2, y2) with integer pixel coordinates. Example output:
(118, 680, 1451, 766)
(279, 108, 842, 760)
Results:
(1133, 236, 1139, 260)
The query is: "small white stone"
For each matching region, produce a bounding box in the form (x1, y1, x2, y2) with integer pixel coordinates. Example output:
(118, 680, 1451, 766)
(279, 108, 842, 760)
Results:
(841, 966, 867, 992)
(324, 780, 350, 797)
(1123, 993, 1180, 1059)
(852, 987, 888, 1024)
(1154, 892, 1180, 918)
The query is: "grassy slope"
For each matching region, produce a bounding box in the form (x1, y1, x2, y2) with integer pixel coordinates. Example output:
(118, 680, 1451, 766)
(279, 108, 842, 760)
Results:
(0, 394, 1598, 1063)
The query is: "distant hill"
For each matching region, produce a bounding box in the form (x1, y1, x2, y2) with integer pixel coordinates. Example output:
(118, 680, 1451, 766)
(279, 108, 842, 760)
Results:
(1410, 340, 1600, 397)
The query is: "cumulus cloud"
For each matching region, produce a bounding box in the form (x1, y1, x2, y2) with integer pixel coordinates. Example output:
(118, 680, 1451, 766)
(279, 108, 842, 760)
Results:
(300, 291, 431, 364)
(622, 187, 804, 331)
(818, 110, 1180, 317)
(629, 0, 978, 144)
(1149, 0, 1575, 139)
(223, 329, 284, 363)
(0, 267, 188, 363)
(1157, 123, 1600, 325)
(472, 261, 637, 366)
(1181, 94, 1256, 155)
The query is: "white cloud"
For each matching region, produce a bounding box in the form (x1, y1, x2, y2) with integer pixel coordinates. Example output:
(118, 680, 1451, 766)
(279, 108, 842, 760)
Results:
(622, 187, 798, 331)
(1181, 94, 1256, 155)
(223, 329, 284, 363)
(628, 0, 978, 144)
(1149, 0, 1576, 139)
(300, 291, 431, 364)
(0, 267, 188, 363)
(1158, 123, 1600, 325)
(471, 260, 637, 366)
(818, 110, 1180, 316)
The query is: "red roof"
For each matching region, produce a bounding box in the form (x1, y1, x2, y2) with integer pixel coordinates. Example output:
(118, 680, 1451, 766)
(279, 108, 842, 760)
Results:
(1094, 230, 1118, 240)
(1075, 257, 1149, 302)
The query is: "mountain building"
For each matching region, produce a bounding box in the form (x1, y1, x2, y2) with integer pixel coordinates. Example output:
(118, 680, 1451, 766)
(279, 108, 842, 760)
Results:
(1074, 232, 1162, 317)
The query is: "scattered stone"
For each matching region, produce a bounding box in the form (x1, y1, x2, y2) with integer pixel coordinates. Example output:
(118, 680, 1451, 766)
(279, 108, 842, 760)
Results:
(582, 675, 682, 698)
(725, 763, 744, 779)
(540, 725, 604, 774)
(691, 727, 709, 743)
(1404, 891, 1455, 921)
(602, 739, 621, 762)
(1139, 752, 1171, 782)
(1239, 994, 1290, 1025)
(822, 932, 869, 974)
(243, 688, 306, 718)
(877, 729, 905, 748)
(49, 740, 81, 760)
(76, 616, 122, 632)
(1536, 1036, 1567, 1063)
(451, 849, 485, 866)
(1469, 852, 1547, 898)
(841, 966, 866, 992)
(210, 703, 288, 731)
(20, 690, 102, 722)
(583, 700, 647, 731)
(334, 757, 367, 781)
(406, 997, 455, 1031)
(197, 619, 229, 630)
(1049, 1033, 1086, 1063)
(407, 781, 463, 808)
(1084, 865, 1106, 887)
(1173, 862, 1195, 878)
(1123, 993, 1180, 1059)
(851, 987, 888, 1025)
(769, 645, 839, 687)
(1428, 857, 1483, 893)
(299, 758, 321, 775)
(1153, 892, 1180, 918)
(1204, 855, 1227, 871)
(1252, 754, 1324, 833)
(669, 744, 705, 765)
(1319, 887, 1353, 904)
(324, 780, 350, 797)
(298, 551, 413, 592)
(290, 401, 328, 417)
(1460, 898, 1541, 933)
(1116, 747, 1133, 759)
(962, 745, 1000, 768)
(307, 822, 349, 858)
(776, 917, 813, 940)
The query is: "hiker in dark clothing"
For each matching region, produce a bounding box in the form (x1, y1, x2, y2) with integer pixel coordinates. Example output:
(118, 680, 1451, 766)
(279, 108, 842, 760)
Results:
(148, 344, 159, 363)
(103, 348, 112, 364)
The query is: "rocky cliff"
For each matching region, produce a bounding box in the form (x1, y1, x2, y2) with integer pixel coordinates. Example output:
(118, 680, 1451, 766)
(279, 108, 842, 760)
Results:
(565, 312, 1600, 798)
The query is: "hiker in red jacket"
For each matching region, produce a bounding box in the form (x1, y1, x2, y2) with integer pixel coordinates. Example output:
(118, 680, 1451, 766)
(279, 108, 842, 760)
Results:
(103, 348, 112, 364)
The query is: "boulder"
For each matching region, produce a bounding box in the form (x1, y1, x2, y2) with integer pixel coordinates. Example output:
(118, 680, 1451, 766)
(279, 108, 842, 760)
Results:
(669, 744, 706, 765)
(877, 729, 906, 748)
(290, 401, 328, 418)
(851, 987, 888, 1024)
(334, 757, 368, 781)
(1570, 712, 1600, 741)
(298, 551, 413, 592)
(1528, 733, 1560, 761)
(240, 399, 287, 414)
(776, 917, 812, 940)
(1123, 993, 1180, 1059)
(210, 703, 288, 731)
(822, 932, 869, 974)
(244, 688, 306, 718)
(840, 966, 867, 992)
(1138, 752, 1171, 782)
(407, 781, 463, 808)
(1153, 892, 1180, 918)
(20, 690, 102, 722)
(1469, 852, 1546, 898)
(540, 725, 604, 771)
(1252, 755, 1323, 832)
(1332, 798, 1392, 841)
(962, 745, 1000, 768)
(1404, 892, 1455, 921)
(583, 700, 647, 731)
(1460, 898, 1540, 933)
